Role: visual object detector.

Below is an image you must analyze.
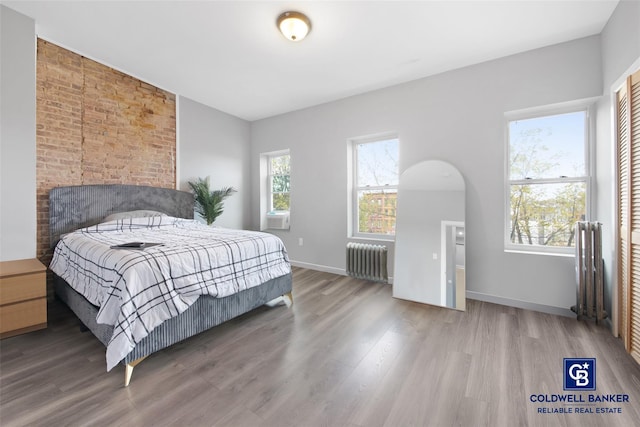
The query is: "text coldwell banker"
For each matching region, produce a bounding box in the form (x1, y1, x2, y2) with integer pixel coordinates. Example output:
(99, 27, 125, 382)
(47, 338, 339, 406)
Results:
(529, 394, 629, 403)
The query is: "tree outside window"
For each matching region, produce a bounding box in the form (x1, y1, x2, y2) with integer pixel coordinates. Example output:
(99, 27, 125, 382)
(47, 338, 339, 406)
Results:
(507, 110, 588, 250)
(269, 154, 290, 211)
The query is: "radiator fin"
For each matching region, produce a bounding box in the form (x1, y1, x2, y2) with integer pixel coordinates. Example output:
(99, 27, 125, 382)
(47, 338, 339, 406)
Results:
(573, 221, 606, 322)
(346, 242, 388, 284)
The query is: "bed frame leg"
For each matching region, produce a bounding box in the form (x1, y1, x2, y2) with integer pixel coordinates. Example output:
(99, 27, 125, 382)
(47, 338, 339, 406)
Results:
(283, 292, 293, 308)
(124, 356, 147, 387)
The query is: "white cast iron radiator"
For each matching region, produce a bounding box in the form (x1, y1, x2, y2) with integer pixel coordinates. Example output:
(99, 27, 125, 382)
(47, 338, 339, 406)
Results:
(572, 221, 607, 322)
(346, 242, 388, 283)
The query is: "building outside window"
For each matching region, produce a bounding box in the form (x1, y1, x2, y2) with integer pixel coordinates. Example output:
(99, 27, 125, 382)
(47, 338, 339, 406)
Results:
(352, 136, 399, 238)
(506, 107, 590, 253)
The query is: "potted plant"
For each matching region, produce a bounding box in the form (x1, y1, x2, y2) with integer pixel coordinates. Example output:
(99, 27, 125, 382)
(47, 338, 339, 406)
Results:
(187, 177, 236, 225)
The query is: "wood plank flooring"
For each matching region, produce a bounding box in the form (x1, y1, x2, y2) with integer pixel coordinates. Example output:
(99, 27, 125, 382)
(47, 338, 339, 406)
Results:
(1, 267, 640, 426)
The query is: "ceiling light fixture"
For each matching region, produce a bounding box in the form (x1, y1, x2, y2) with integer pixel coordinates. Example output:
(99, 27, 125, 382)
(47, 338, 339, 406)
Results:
(277, 11, 311, 42)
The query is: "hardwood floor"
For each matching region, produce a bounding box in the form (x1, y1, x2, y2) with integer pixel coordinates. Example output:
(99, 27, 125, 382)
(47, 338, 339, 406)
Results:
(1, 267, 639, 426)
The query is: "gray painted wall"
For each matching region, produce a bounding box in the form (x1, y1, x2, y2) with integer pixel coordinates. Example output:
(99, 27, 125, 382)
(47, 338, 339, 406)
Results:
(177, 96, 251, 229)
(0, 6, 36, 262)
(596, 0, 640, 325)
(251, 35, 603, 314)
(2, 1, 637, 320)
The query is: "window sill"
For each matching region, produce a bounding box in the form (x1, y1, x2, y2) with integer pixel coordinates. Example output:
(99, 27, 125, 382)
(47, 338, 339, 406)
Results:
(504, 248, 574, 258)
(349, 235, 395, 243)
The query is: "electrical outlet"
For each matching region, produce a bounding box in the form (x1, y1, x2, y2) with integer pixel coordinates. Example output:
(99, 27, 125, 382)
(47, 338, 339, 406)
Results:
(432, 253, 438, 260)
(298, 238, 304, 246)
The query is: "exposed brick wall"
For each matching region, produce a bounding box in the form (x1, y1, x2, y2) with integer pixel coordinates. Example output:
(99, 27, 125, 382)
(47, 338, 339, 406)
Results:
(36, 40, 176, 294)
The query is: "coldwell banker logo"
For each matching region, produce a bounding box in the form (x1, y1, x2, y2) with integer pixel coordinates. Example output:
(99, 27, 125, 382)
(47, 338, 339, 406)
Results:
(563, 358, 596, 391)
(530, 357, 629, 415)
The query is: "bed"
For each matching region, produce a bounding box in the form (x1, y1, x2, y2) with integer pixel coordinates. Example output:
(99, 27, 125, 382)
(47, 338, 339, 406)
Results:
(48, 184, 293, 387)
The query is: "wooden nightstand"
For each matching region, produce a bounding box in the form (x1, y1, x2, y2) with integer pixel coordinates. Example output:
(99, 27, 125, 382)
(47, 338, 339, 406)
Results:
(0, 259, 47, 339)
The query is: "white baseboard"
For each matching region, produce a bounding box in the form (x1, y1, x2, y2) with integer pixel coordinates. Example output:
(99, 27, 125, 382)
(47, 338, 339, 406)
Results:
(289, 260, 346, 276)
(466, 290, 576, 318)
(289, 260, 394, 284)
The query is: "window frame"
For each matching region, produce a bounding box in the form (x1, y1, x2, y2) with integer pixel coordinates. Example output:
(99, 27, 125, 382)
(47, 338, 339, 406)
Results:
(259, 149, 290, 232)
(504, 100, 595, 255)
(349, 134, 399, 241)
(267, 152, 291, 213)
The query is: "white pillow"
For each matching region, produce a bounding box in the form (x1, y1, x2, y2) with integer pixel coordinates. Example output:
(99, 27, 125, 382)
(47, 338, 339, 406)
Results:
(104, 210, 167, 222)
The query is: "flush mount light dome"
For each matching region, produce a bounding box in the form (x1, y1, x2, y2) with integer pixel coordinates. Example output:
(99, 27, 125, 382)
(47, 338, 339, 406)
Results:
(277, 11, 311, 42)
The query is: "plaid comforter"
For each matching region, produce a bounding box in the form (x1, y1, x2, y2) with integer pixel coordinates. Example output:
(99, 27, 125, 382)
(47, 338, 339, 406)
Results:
(49, 216, 291, 371)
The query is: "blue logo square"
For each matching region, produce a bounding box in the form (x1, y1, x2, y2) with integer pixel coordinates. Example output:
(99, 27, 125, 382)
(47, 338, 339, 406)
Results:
(564, 358, 596, 391)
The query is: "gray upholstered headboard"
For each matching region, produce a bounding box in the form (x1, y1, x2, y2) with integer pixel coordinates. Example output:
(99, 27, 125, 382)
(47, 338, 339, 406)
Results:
(49, 184, 194, 248)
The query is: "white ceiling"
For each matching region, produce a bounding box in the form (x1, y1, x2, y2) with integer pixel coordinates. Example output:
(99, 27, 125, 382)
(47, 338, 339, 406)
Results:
(3, 0, 619, 121)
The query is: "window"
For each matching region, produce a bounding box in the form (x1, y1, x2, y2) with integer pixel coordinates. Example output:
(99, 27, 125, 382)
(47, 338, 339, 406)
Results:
(268, 152, 290, 212)
(351, 136, 399, 238)
(506, 107, 590, 253)
(259, 150, 291, 231)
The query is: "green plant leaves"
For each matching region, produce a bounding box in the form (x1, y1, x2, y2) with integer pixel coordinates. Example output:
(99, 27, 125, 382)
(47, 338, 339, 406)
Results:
(188, 177, 236, 225)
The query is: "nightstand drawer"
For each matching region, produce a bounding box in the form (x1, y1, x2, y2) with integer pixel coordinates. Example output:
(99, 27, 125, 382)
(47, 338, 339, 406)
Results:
(0, 258, 48, 338)
(0, 272, 47, 305)
(0, 299, 47, 336)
